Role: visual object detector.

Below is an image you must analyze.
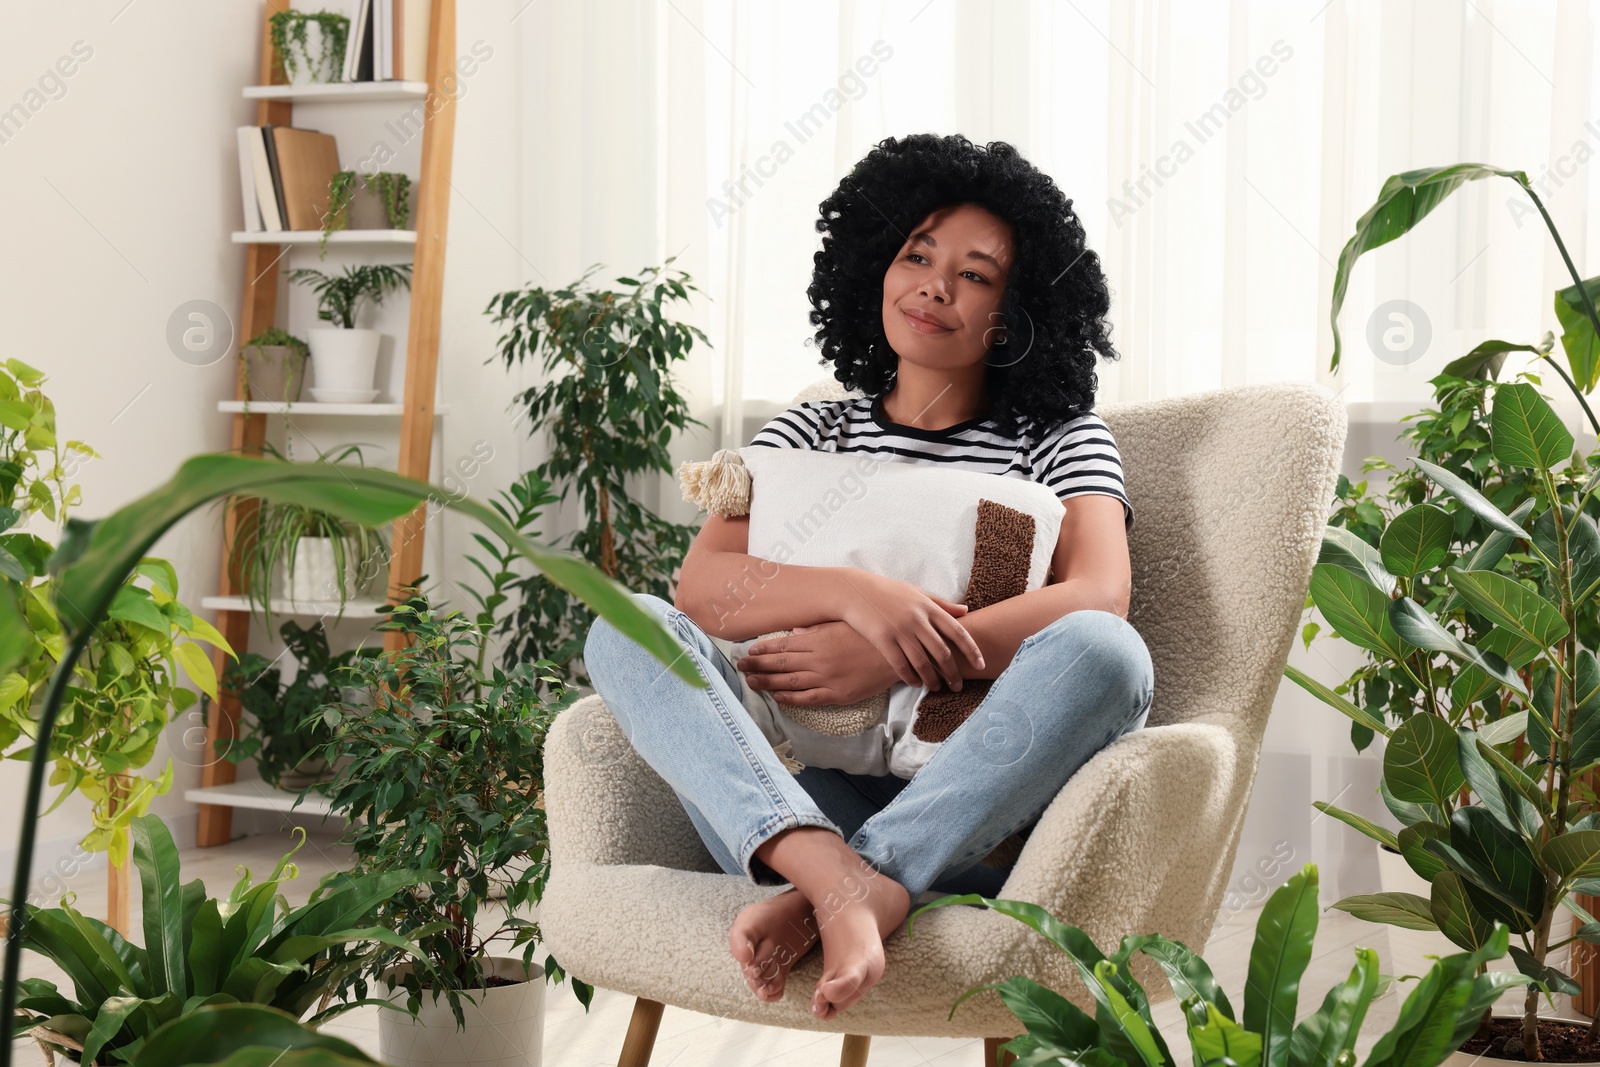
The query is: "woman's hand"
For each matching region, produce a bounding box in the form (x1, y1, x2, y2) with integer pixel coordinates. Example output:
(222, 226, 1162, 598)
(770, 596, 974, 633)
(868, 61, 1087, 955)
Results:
(737, 620, 911, 707)
(831, 570, 984, 691)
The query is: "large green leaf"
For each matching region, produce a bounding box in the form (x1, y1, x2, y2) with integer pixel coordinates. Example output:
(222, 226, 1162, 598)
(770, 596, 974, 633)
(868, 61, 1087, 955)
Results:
(1555, 275, 1600, 392)
(1361, 924, 1513, 1067)
(1415, 459, 1530, 540)
(1424, 808, 1542, 932)
(1329, 164, 1528, 372)
(1311, 802, 1398, 850)
(1532, 504, 1600, 603)
(1437, 498, 1538, 615)
(1287, 947, 1379, 1067)
(1428, 871, 1496, 951)
(131, 815, 188, 998)
(1123, 934, 1235, 1023)
(1456, 730, 1540, 840)
(1444, 566, 1568, 652)
(1187, 997, 1263, 1067)
(1380, 505, 1454, 580)
(1320, 526, 1397, 595)
(1397, 823, 1449, 881)
(1329, 893, 1437, 931)
(1490, 382, 1575, 470)
(1308, 564, 1409, 661)
(1440, 339, 1541, 382)
(985, 975, 1100, 1055)
(1387, 598, 1526, 697)
(41, 454, 702, 688)
(1244, 865, 1319, 1067)
(1541, 830, 1600, 882)
(1093, 960, 1167, 1067)
(132, 1004, 377, 1066)
(1284, 666, 1391, 738)
(1383, 715, 1465, 809)
(1572, 651, 1600, 770)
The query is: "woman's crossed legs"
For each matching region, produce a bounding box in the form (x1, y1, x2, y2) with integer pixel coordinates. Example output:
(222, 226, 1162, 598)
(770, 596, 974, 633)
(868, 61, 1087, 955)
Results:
(582, 592, 1153, 1018)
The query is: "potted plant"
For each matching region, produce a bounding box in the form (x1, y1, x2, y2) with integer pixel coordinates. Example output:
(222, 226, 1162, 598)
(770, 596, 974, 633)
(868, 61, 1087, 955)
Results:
(269, 8, 350, 86)
(0, 444, 703, 1064)
(0, 359, 229, 920)
(219, 617, 372, 791)
(1290, 164, 1600, 1062)
(225, 442, 389, 625)
(11, 813, 432, 1065)
(484, 257, 707, 688)
(319, 169, 415, 258)
(286, 262, 412, 402)
(239, 326, 311, 404)
(912, 865, 1530, 1067)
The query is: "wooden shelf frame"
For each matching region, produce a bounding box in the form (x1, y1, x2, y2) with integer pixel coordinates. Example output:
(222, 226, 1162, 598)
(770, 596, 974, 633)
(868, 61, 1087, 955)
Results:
(198, 0, 457, 846)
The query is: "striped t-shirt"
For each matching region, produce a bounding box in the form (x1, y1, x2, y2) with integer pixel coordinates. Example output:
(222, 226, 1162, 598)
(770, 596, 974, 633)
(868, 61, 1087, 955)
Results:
(748, 394, 1134, 530)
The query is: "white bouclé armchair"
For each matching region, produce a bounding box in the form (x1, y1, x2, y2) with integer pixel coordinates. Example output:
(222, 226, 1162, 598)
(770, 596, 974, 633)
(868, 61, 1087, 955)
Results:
(540, 378, 1348, 1066)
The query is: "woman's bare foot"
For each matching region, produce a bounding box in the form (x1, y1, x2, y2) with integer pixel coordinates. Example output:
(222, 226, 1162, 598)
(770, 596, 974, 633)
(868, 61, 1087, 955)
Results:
(750, 827, 912, 1020)
(729, 888, 820, 1002)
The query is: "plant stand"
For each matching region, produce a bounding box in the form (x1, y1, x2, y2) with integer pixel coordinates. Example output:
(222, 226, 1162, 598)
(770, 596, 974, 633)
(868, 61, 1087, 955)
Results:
(196, 0, 457, 849)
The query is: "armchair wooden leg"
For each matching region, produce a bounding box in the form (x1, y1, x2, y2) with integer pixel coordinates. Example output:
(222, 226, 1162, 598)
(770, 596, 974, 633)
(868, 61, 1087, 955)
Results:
(984, 1037, 1017, 1066)
(618, 997, 665, 1067)
(840, 1034, 871, 1066)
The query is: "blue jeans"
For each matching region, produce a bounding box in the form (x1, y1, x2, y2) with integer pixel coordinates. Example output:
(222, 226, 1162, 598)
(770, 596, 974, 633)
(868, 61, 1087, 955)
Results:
(582, 592, 1154, 902)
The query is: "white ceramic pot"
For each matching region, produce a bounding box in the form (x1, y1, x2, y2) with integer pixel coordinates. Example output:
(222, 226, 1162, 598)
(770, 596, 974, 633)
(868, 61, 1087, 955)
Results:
(1375, 844, 1461, 979)
(284, 20, 340, 85)
(279, 536, 352, 606)
(378, 958, 546, 1067)
(307, 328, 380, 391)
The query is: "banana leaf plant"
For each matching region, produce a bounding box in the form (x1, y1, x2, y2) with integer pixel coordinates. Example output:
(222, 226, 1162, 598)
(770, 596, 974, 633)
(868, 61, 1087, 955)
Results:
(10, 814, 428, 1065)
(1328, 165, 1600, 437)
(911, 865, 1527, 1067)
(0, 452, 707, 1067)
(1287, 379, 1600, 1060)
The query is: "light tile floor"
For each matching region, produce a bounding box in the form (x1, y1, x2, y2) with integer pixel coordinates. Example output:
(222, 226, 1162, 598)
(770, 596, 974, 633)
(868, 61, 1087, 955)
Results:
(5, 827, 1580, 1066)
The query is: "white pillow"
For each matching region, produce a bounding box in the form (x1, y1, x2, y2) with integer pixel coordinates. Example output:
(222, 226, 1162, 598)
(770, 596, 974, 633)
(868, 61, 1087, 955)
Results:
(702, 446, 1063, 779)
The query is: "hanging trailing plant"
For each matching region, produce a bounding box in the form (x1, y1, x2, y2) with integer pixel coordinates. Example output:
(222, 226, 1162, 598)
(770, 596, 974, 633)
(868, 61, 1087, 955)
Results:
(370, 171, 412, 229)
(269, 9, 350, 84)
(318, 171, 413, 258)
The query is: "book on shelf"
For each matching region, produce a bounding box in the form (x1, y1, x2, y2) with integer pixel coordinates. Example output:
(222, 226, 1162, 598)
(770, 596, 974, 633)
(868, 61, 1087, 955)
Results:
(238, 126, 341, 233)
(341, 0, 428, 82)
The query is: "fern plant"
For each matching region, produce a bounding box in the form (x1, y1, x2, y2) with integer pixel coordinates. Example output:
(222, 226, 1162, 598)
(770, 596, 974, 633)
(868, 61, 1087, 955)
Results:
(286, 262, 412, 330)
(483, 257, 708, 686)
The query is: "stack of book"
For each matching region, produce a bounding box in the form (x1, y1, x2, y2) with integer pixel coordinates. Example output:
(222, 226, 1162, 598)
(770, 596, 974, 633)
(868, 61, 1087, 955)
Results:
(343, 0, 430, 82)
(236, 126, 340, 233)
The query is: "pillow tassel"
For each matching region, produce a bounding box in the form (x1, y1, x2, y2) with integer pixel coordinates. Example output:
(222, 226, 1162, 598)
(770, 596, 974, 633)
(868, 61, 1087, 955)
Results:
(678, 448, 753, 517)
(772, 738, 806, 775)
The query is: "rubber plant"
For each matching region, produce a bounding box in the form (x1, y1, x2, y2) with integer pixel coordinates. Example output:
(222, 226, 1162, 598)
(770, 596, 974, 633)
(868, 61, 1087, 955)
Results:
(0, 359, 229, 875)
(0, 449, 703, 1067)
(484, 256, 708, 688)
(911, 865, 1528, 1067)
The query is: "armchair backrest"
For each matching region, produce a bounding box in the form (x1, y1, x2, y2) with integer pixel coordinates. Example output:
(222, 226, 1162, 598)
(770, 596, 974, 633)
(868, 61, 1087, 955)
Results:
(787, 378, 1347, 739)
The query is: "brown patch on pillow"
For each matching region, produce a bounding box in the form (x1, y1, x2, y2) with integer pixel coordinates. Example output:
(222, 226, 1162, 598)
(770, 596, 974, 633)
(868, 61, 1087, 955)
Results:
(912, 499, 1036, 743)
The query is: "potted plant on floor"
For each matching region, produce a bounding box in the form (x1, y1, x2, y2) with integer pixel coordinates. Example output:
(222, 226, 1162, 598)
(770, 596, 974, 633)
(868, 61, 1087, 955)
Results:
(484, 257, 708, 689)
(219, 617, 372, 792)
(320, 170, 415, 257)
(269, 8, 350, 86)
(286, 262, 412, 402)
(11, 813, 432, 1065)
(239, 326, 311, 404)
(225, 442, 389, 626)
(913, 865, 1530, 1067)
(0, 359, 230, 925)
(0, 444, 704, 1067)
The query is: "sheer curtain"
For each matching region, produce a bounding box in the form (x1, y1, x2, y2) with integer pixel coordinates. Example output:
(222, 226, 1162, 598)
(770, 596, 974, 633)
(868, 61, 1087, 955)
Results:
(513, 0, 1600, 904)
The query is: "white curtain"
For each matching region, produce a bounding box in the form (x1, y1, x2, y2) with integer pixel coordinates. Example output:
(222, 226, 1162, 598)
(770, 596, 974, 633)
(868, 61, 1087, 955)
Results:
(505, 0, 1600, 904)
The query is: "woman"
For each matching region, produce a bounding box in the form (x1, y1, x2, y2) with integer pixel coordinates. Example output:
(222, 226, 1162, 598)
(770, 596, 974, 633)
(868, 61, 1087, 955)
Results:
(582, 133, 1154, 1021)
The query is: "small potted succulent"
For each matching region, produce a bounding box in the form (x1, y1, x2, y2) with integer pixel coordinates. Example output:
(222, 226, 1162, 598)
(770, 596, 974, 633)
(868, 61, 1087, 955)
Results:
(239, 326, 310, 404)
(319, 170, 415, 257)
(269, 8, 350, 86)
(286, 262, 412, 402)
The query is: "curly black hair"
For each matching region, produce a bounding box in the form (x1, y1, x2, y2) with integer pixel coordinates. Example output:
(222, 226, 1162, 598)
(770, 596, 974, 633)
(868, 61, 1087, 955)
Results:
(805, 133, 1118, 438)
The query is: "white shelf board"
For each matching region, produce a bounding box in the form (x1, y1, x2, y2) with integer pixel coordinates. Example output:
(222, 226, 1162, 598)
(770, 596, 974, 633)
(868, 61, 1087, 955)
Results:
(232, 230, 417, 246)
(186, 782, 335, 817)
(201, 595, 388, 619)
(243, 81, 428, 102)
(218, 400, 449, 416)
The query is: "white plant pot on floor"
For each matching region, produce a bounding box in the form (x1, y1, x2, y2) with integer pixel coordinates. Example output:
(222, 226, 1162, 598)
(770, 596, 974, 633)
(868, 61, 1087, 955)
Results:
(1375, 844, 1460, 978)
(278, 536, 353, 606)
(307, 328, 380, 395)
(378, 957, 545, 1067)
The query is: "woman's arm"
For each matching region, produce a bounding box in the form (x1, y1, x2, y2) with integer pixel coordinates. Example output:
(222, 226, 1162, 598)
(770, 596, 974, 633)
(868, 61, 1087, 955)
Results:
(674, 513, 855, 642)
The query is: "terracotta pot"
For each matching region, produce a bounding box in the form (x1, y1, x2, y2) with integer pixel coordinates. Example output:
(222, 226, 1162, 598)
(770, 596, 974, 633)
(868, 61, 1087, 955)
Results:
(378, 957, 546, 1067)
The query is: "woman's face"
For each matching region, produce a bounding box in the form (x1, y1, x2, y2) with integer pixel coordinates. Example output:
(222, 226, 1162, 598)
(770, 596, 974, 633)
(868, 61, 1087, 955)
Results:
(880, 202, 1015, 375)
